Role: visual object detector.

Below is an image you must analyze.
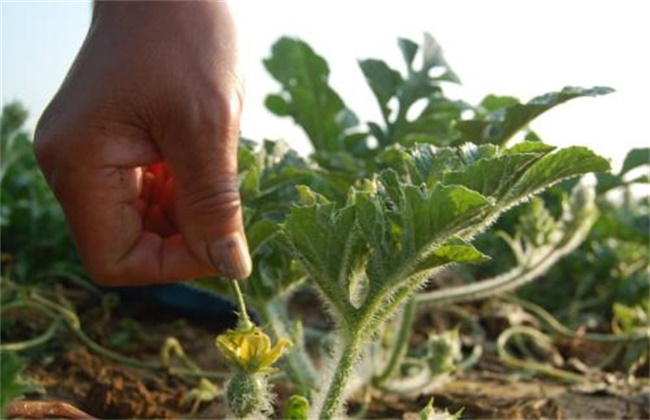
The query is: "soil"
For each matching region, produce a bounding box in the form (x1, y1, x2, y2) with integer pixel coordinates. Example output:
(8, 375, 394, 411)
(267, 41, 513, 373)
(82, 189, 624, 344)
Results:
(5, 284, 649, 419)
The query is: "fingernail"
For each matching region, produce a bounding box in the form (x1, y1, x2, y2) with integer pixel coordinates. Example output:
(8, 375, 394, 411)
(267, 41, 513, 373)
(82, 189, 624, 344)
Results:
(209, 232, 252, 279)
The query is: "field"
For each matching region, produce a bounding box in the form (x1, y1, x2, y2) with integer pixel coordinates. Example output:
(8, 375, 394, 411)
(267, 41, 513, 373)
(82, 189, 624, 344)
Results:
(2, 35, 648, 419)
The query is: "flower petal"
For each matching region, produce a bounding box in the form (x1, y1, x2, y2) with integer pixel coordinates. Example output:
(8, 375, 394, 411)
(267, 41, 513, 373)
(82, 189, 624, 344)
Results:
(261, 337, 293, 369)
(215, 326, 292, 373)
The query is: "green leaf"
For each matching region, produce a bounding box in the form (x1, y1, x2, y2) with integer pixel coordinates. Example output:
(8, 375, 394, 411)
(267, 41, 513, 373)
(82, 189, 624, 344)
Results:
(247, 219, 279, 255)
(400, 184, 490, 256)
(361, 33, 464, 148)
(264, 94, 292, 116)
(378, 143, 499, 187)
(613, 302, 649, 332)
(1, 351, 26, 415)
(1, 103, 82, 285)
(236, 139, 352, 303)
(455, 86, 615, 146)
(433, 241, 490, 263)
(444, 153, 546, 198)
(419, 397, 463, 420)
(509, 146, 611, 201)
(283, 200, 364, 322)
(421, 33, 460, 83)
(620, 147, 649, 176)
(264, 37, 359, 152)
(283, 172, 494, 314)
(411, 240, 489, 277)
(398, 38, 419, 71)
(503, 141, 557, 155)
(417, 179, 601, 305)
(358, 59, 402, 121)
(480, 94, 520, 112)
(354, 190, 395, 284)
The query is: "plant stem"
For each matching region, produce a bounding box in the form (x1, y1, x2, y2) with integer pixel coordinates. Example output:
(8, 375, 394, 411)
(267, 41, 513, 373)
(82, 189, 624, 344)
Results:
(0, 318, 61, 352)
(373, 298, 417, 384)
(229, 279, 253, 330)
(26, 292, 229, 379)
(497, 325, 589, 384)
(504, 295, 649, 342)
(318, 336, 363, 420)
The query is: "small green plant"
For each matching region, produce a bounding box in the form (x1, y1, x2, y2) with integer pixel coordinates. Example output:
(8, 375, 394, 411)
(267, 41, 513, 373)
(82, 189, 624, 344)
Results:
(204, 34, 618, 419)
(419, 397, 464, 420)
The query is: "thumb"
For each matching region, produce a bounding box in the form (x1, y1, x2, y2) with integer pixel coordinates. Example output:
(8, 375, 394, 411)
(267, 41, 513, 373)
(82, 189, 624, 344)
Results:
(161, 100, 252, 280)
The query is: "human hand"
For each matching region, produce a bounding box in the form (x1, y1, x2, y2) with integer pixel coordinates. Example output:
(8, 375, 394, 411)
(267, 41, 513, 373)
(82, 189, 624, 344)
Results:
(34, 2, 251, 286)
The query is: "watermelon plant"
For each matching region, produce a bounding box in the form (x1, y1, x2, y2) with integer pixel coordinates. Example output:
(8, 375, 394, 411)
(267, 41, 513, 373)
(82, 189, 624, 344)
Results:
(204, 34, 617, 418)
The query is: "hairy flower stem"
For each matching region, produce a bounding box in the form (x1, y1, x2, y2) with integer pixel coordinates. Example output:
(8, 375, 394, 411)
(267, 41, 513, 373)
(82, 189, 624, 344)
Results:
(230, 279, 253, 331)
(319, 335, 363, 420)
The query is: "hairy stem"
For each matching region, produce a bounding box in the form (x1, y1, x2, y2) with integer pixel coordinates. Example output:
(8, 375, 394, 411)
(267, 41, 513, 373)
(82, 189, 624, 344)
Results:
(373, 298, 417, 384)
(318, 336, 363, 420)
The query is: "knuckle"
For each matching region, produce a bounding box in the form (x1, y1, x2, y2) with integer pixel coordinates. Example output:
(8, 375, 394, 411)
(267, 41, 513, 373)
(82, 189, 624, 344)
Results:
(188, 86, 243, 141)
(180, 173, 241, 219)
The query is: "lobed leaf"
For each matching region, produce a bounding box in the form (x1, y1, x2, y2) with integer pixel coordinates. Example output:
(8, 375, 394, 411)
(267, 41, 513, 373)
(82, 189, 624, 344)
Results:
(507, 146, 610, 202)
(283, 202, 364, 324)
(620, 147, 649, 176)
(360, 33, 464, 148)
(358, 59, 402, 121)
(264, 37, 361, 153)
(455, 86, 615, 146)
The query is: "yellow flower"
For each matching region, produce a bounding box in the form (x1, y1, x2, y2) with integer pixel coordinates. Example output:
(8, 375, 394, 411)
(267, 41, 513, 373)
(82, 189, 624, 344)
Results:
(215, 326, 292, 373)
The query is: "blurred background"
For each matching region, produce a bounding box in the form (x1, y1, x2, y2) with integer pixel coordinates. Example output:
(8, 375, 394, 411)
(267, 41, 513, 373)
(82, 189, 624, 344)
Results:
(2, 0, 648, 169)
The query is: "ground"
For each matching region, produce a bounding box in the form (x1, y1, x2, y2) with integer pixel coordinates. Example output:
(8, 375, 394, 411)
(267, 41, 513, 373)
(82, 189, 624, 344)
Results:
(4, 283, 649, 419)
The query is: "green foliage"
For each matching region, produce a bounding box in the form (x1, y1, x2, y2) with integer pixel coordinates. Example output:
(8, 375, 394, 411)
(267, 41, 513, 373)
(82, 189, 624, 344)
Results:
(359, 33, 464, 148)
(0, 102, 82, 284)
(455, 86, 614, 146)
(259, 33, 617, 418)
(264, 38, 364, 159)
(516, 148, 649, 325)
(282, 142, 608, 346)
(1, 351, 26, 415)
(416, 179, 600, 309)
(209, 33, 624, 418)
